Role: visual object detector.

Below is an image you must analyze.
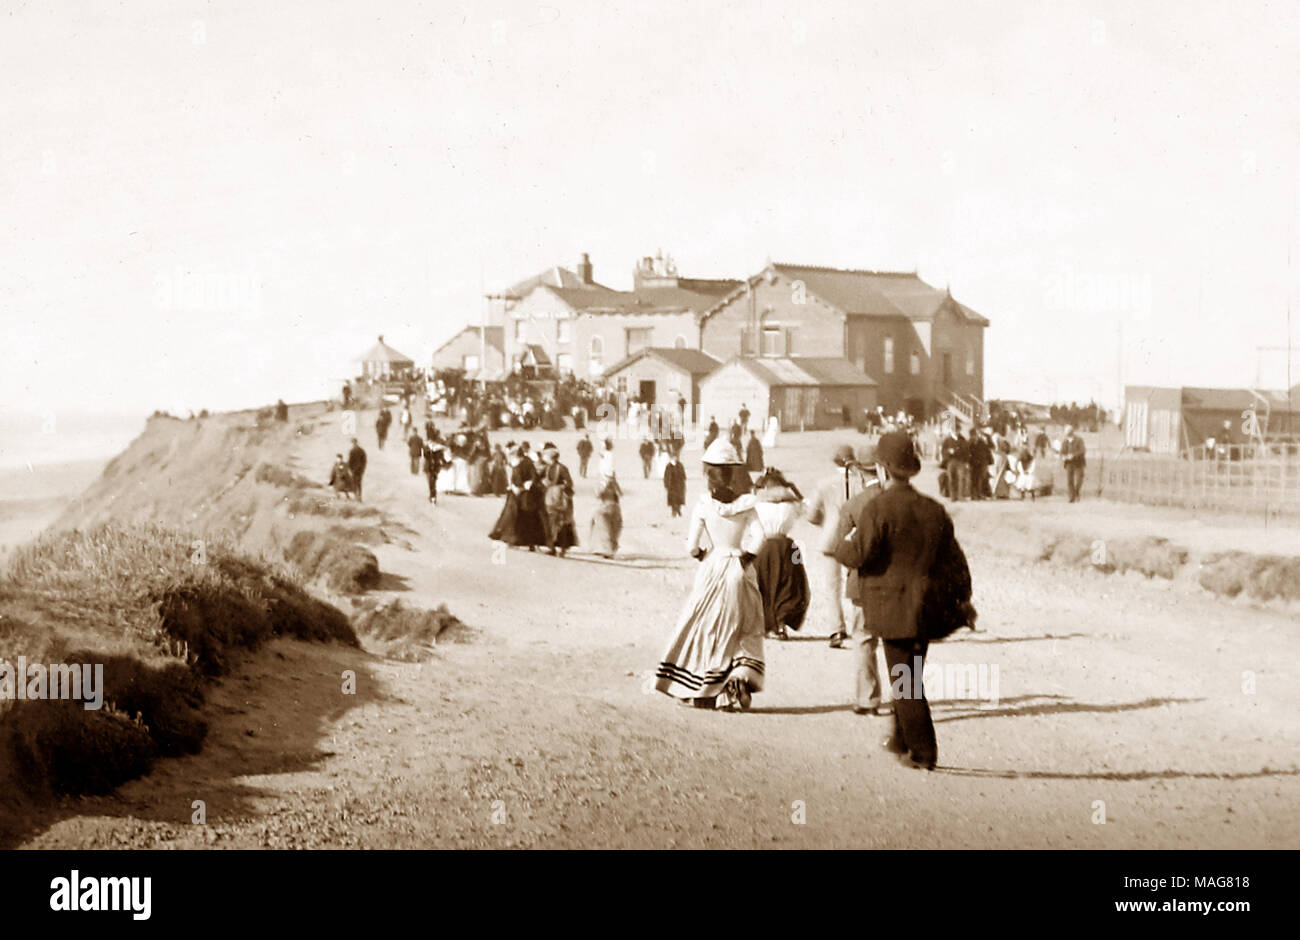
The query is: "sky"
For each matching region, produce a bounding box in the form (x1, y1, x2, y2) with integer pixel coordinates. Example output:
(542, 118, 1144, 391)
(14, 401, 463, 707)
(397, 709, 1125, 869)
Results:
(2, 0, 1299, 427)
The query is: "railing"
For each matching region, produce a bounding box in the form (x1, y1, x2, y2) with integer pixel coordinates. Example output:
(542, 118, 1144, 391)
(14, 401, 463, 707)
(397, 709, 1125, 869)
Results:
(1098, 450, 1300, 516)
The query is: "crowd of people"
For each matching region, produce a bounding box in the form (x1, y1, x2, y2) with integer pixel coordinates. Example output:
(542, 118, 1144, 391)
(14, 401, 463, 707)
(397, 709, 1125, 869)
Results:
(331, 396, 988, 772)
(935, 421, 1089, 503)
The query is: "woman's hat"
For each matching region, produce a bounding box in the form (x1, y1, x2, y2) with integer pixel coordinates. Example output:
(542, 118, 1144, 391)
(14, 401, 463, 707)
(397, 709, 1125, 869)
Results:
(876, 430, 921, 478)
(701, 438, 742, 466)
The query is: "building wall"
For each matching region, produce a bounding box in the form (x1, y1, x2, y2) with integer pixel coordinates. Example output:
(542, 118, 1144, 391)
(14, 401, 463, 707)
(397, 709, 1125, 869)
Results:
(845, 305, 985, 418)
(703, 275, 985, 420)
(602, 357, 697, 409)
(699, 362, 773, 430)
(504, 286, 700, 380)
(700, 274, 846, 360)
(577, 311, 699, 380)
(431, 329, 505, 377)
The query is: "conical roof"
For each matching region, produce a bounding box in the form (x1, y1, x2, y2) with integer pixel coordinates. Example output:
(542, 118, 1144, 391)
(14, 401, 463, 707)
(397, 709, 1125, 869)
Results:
(359, 335, 414, 364)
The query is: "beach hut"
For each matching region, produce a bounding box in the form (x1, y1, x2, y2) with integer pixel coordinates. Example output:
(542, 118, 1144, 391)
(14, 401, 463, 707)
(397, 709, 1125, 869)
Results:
(358, 335, 416, 381)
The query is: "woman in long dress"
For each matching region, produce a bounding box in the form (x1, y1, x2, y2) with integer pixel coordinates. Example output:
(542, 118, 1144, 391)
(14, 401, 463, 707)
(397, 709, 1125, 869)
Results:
(749, 468, 809, 641)
(489, 445, 510, 496)
(652, 440, 765, 711)
(467, 433, 488, 495)
(539, 443, 577, 556)
(488, 446, 547, 550)
(589, 476, 622, 558)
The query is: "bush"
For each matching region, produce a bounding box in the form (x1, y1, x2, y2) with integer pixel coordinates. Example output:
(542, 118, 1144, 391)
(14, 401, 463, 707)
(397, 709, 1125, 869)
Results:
(352, 600, 468, 661)
(0, 524, 356, 806)
(255, 462, 319, 490)
(1199, 552, 1300, 602)
(283, 531, 381, 594)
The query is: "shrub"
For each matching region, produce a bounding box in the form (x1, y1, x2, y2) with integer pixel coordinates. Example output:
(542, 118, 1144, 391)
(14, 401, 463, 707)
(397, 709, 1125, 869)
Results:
(0, 524, 356, 808)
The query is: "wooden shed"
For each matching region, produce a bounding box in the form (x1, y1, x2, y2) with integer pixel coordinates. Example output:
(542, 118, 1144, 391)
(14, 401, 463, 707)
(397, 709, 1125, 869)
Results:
(698, 357, 877, 431)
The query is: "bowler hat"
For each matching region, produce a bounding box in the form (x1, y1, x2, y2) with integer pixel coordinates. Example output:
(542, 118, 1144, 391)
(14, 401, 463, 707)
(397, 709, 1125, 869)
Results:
(876, 431, 921, 478)
(832, 443, 855, 466)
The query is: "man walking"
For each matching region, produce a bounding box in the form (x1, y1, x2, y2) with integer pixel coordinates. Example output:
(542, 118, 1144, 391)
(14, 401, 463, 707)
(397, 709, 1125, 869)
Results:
(807, 443, 869, 649)
(576, 433, 594, 478)
(1062, 425, 1087, 502)
(347, 437, 367, 501)
(375, 407, 392, 449)
(738, 403, 751, 437)
(833, 444, 885, 714)
(744, 430, 764, 480)
(407, 428, 424, 475)
(835, 431, 968, 771)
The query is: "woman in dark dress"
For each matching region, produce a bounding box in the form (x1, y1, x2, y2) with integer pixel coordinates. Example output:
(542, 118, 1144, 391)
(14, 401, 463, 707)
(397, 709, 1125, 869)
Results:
(539, 443, 577, 556)
(488, 445, 548, 550)
(489, 444, 510, 496)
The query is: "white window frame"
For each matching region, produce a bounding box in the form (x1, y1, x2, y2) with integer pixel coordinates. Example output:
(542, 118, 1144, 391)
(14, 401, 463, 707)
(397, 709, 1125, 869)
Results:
(910, 350, 921, 375)
(883, 337, 895, 374)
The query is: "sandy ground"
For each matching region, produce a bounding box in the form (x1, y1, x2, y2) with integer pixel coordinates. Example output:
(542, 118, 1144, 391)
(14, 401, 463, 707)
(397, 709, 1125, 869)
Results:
(15, 414, 1300, 849)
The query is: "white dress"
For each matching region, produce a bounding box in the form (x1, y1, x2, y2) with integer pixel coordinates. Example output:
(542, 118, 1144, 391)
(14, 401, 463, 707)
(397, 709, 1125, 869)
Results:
(653, 494, 766, 704)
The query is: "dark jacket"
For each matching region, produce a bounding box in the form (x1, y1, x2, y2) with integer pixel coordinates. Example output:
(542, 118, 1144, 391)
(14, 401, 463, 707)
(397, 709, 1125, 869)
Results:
(833, 482, 965, 640)
(664, 461, 686, 506)
(1062, 434, 1086, 468)
(745, 438, 764, 471)
(347, 444, 367, 478)
(832, 478, 883, 602)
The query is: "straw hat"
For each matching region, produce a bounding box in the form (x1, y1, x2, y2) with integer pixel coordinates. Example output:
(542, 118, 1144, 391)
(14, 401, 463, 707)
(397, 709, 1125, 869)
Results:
(701, 438, 742, 466)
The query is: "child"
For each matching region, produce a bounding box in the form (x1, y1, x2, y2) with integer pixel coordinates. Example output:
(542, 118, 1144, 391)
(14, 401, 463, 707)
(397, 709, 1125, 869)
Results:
(590, 476, 623, 558)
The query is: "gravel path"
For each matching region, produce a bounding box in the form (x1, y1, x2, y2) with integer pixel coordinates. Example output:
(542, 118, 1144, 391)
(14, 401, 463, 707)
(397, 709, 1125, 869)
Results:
(20, 419, 1300, 849)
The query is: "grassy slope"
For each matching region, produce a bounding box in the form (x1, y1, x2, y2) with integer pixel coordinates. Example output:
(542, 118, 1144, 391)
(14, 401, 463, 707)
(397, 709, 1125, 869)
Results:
(0, 405, 372, 840)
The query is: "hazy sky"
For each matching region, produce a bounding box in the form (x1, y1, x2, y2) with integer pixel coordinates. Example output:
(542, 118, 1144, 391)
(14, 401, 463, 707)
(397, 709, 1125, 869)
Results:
(2, 0, 1298, 419)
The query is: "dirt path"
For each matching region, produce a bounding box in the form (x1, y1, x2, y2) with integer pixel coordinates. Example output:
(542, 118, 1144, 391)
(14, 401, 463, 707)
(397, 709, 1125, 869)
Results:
(21, 415, 1300, 848)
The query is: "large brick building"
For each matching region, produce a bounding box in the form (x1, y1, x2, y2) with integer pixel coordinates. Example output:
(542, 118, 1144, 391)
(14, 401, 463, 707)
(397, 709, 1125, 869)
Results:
(699, 263, 989, 420)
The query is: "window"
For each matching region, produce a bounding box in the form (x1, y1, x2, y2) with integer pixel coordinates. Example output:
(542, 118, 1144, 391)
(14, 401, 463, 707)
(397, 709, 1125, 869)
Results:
(463, 353, 480, 372)
(910, 350, 921, 375)
(557, 319, 571, 344)
(589, 335, 604, 375)
(626, 327, 652, 356)
(966, 351, 975, 376)
(556, 352, 572, 375)
(883, 337, 894, 373)
(761, 327, 781, 356)
(514, 319, 526, 343)
(616, 376, 627, 393)
(674, 334, 687, 349)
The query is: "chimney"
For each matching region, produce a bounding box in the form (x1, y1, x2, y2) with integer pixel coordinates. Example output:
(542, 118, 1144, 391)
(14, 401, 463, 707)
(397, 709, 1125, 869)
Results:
(577, 252, 593, 285)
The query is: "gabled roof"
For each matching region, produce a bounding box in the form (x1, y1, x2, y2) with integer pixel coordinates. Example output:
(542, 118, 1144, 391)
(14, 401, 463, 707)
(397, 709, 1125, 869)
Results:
(433, 325, 504, 357)
(603, 347, 722, 378)
(1181, 387, 1291, 411)
(359, 336, 415, 364)
(532, 281, 740, 317)
(771, 263, 990, 326)
(702, 264, 989, 327)
(707, 356, 877, 388)
(521, 344, 552, 366)
(506, 265, 611, 298)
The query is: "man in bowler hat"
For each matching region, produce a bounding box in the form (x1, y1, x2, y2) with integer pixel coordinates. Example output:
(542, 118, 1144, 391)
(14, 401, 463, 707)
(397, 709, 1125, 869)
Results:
(835, 430, 959, 770)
